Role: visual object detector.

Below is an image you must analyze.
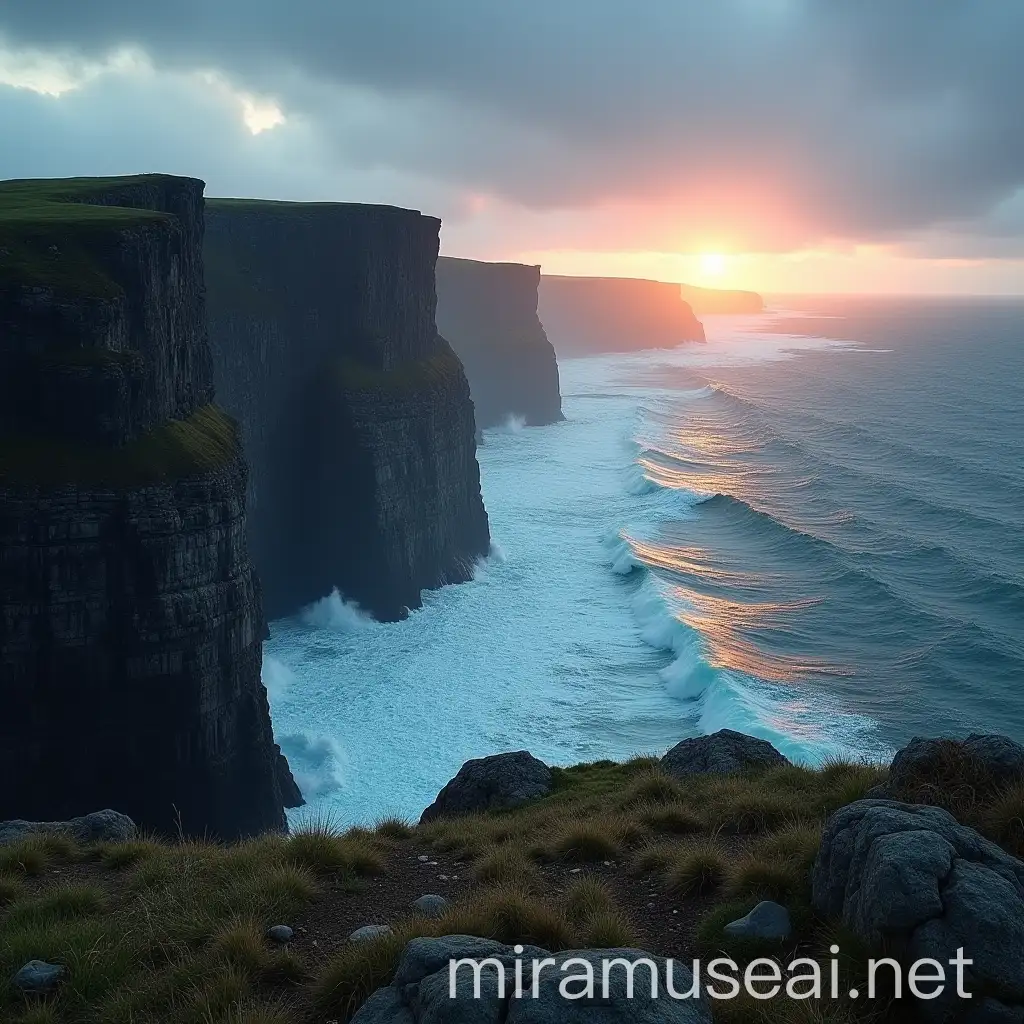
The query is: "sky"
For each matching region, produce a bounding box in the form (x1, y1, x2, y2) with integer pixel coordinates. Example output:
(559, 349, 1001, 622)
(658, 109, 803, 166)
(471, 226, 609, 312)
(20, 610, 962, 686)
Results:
(1, 1, 1022, 294)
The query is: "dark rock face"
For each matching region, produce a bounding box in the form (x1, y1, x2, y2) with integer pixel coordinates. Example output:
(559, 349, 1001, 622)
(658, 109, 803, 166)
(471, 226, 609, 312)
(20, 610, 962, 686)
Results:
(435, 257, 563, 430)
(204, 202, 490, 622)
(539, 275, 705, 356)
(660, 729, 789, 779)
(419, 751, 552, 823)
(0, 175, 293, 838)
(812, 799, 1024, 1022)
(0, 809, 136, 846)
(353, 935, 712, 1023)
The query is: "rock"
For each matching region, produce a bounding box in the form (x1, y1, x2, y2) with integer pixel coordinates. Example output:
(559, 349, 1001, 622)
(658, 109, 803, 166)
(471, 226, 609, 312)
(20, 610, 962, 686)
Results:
(266, 925, 294, 944)
(420, 751, 553, 824)
(723, 901, 791, 940)
(813, 799, 1024, 1022)
(435, 257, 564, 429)
(274, 747, 305, 809)
(888, 734, 1024, 794)
(204, 203, 490, 623)
(0, 176, 294, 842)
(0, 810, 137, 847)
(12, 960, 65, 994)
(349, 925, 394, 943)
(411, 894, 449, 919)
(351, 935, 712, 1022)
(417, 855, 430, 862)
(539, 275, 706, 356)
(660, 730, 789, 779)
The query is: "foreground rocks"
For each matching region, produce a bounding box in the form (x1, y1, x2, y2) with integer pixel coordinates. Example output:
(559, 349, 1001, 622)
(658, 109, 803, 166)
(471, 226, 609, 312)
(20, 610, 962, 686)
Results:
(660, 730, 789, 780)
(813, 799, 1024, 1022)
(886, 733, 1024, 795)
(12, 960, 65, 994)
(420, 751, 553, 823)
(0, 809, 136, 846)
(352, 935, 712, 1023)
(723, 901, 791, 941)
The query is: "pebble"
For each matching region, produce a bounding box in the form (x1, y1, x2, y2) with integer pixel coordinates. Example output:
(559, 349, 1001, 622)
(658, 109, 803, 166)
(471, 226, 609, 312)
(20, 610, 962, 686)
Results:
(266, 924, 294, 944)
(13, 961, 65, 994)
(349, 924, 393, 943)
(569, 868, 582, 874)
(418, 855, 430, 862)
(438, 874, 449, 881)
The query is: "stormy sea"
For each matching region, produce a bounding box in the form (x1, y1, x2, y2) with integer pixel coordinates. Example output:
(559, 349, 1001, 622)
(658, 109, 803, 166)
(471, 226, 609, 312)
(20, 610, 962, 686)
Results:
(265, 296, 1024, 825)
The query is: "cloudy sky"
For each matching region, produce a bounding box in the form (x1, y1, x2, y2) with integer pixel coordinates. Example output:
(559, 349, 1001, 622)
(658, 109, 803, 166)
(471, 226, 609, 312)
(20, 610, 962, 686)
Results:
(2, 1, 1022, 293)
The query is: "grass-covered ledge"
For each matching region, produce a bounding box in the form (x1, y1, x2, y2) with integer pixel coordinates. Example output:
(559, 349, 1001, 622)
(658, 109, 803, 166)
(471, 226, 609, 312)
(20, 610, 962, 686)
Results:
(0, 404, 241, 488)
(0, 175, 177, 299)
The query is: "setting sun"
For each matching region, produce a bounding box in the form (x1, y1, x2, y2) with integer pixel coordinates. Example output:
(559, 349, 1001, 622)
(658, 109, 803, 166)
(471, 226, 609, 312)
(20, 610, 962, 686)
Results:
(700, 253, 726, 276)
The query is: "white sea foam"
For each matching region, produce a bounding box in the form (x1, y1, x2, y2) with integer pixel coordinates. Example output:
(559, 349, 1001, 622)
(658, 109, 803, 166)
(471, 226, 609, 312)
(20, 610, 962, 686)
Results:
(265, 316, 888, 824)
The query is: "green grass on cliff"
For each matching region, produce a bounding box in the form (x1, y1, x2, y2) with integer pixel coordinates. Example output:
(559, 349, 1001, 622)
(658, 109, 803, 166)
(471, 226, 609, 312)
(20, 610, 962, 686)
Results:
(9, 753, 1024, 1023)
(329, 344, 464, 395)
(0, 403, 240, 488)
(0, 175, 174, 297)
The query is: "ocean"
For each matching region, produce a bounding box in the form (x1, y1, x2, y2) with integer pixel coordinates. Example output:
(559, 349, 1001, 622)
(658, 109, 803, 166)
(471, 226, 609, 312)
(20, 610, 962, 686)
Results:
(265, 295, 1024, 826)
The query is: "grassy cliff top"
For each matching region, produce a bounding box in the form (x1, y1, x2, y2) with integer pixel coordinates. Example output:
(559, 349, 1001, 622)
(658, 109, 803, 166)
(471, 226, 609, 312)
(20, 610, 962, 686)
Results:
(0, 403, 239, 489)
(206, 196, 425, 218)
(3, 747, 1019, 1023)
(0, 174, 189, 297)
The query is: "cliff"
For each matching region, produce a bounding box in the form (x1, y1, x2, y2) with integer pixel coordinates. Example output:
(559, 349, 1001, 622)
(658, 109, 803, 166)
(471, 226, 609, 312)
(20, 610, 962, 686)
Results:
(204, 200, 490, 622)
(539, 274, 705, 355)
(678, 282, 764, 314)
(0, 174, 295, 839)
(434, 257, 563, 430)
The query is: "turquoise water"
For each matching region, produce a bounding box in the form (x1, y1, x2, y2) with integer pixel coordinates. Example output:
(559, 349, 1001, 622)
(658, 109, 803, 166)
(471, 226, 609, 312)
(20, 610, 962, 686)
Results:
(265, 296, 1024, 826)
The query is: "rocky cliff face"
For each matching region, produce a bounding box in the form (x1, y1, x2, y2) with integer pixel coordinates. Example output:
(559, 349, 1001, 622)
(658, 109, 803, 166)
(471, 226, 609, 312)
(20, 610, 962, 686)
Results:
(204, 201, 490, 622)
(539, 274, 705, 355)
(678, 282, 764, 314)
(0, 175, 294, 838)
(435, 257, 563, 430)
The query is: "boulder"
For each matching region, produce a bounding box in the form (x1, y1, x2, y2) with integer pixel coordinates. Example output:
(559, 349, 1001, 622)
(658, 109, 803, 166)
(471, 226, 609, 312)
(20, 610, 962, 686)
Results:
(723, 901, 791, 941)
(0, 809, 136, 847)
(266, 924, 294, 944)
(420, 752, 552, 824)
(12, 960, 65, 993)
(812, 799, 1024, 1022)
(411, 894, 450, 919)
(660, 730, 789, 780)
(349, 925, 393, 943)
(351, 935, 712, 1022)
(887, 734, 1024, 796)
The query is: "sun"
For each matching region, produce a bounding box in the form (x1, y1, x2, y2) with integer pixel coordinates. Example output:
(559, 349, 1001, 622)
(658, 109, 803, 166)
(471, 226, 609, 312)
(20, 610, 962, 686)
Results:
(699, 253, 727, 276)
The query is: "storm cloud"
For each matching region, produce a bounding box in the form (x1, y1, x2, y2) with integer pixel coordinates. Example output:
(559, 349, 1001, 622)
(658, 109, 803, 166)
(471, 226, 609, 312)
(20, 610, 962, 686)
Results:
(1, 0, 1022, 257)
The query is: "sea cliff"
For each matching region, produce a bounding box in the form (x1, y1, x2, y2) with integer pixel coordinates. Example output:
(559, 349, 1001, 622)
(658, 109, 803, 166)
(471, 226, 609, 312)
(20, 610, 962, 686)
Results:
(435, 256, 563, 430)
(679, 282, 764, 314)
(539, 274, 705, 355)
(204, 200, 490, 622)
(0, 174, 294, 838)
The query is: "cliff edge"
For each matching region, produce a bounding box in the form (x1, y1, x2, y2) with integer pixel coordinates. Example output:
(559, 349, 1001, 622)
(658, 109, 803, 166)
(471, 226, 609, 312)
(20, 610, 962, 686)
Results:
(204, 200, 490, 622)
(679, 282, 763, 314)
(435, 257, 563, 430)
(0, 175, 295, 838)
(539, 274, 705, 355)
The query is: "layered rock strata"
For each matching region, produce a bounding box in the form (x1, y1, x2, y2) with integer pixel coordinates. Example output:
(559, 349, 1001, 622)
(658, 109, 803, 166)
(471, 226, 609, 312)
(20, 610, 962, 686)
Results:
(204, 200, 490, 621)
(0, 174, 294, 838)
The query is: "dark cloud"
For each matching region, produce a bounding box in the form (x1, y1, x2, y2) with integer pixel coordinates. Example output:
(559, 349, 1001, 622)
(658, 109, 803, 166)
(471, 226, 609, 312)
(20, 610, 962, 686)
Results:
(1, 0, 1022, 252)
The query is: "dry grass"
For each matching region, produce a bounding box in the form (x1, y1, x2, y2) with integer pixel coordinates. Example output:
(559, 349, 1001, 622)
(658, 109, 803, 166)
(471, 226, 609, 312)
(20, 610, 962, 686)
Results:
(665, 839, 730, 896)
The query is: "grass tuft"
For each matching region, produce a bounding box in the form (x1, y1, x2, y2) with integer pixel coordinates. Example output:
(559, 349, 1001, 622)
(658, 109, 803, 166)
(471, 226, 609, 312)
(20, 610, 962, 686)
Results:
(665, 840, 729, 896)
